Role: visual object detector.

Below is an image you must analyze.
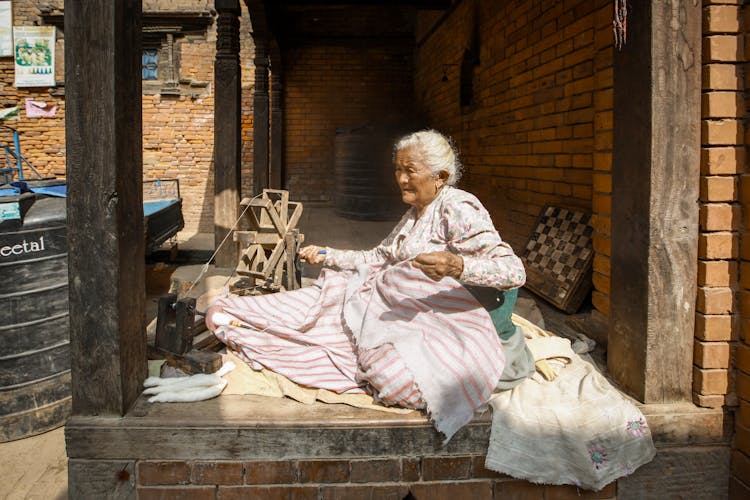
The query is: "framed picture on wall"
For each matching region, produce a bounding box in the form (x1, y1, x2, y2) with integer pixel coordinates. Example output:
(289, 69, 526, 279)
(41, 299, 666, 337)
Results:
(0, 1, 12, 57)
(13, 25, 55, 87)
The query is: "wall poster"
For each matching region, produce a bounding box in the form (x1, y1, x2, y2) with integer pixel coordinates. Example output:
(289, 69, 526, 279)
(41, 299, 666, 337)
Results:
(0, 2, 12, 57)
(13, 25, 55, 87)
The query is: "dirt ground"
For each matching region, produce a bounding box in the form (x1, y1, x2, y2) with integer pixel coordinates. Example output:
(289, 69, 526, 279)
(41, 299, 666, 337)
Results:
(0, 427, 67, 500)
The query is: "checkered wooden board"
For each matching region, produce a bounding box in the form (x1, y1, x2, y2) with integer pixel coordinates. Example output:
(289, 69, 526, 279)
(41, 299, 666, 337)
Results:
(520, 205, 594, 313)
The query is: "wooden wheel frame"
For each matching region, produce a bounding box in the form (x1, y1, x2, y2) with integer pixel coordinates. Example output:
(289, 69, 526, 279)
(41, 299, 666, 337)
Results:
(233, 189, 304, 292)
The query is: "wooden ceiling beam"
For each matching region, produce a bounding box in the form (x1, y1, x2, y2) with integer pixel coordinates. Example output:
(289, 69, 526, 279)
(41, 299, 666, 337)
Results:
(276, 0, 451, 9)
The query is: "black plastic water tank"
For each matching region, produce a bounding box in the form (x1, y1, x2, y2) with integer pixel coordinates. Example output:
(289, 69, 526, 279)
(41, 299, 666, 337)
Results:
(0, 193, 69, 442)
(333, 125, 404, 220)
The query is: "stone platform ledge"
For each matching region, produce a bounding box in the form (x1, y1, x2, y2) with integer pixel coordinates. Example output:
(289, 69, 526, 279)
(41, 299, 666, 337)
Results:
(65, 395, 731, 461)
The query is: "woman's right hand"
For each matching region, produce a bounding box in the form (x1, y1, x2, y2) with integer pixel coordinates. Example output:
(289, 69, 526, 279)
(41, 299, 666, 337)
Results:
(299, 245, 327, 264)
(204, 304, 223, 332)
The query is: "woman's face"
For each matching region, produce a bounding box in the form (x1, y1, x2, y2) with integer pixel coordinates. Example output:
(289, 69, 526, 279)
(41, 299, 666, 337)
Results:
(394, 146, 446, 211)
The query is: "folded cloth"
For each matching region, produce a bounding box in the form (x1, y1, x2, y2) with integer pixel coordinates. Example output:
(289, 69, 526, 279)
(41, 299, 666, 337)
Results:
(511, 313, 574, 382)
(485, 323, 656, 491)
(143, 361, 235, 403)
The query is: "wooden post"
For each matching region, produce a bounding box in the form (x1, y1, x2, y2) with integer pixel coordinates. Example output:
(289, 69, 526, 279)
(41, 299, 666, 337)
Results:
(609, 0, 701, 403)
(253, 36, 270, 193)
(64, 0, 146, 416)
(214, 0, 242, 267)
(270, 42, 283, 189)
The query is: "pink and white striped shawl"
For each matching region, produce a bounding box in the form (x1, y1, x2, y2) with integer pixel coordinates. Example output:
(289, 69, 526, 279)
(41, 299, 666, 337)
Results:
(214, 260, 504, 441)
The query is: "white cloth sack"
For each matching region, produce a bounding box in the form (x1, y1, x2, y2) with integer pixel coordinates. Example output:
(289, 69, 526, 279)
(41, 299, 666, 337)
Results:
(486, 338, 656, 491)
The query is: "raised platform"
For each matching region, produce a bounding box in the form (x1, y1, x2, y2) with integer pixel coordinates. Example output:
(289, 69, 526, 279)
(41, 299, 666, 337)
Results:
(66, 394, 732, 499)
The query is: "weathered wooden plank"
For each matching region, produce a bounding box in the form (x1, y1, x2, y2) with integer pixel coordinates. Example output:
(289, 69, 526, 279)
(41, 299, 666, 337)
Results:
(154, 294, 196, 354)
(610, 0, 701, 403)
(65, 0, 147, 416)
(270, 45, 283, 190)
(64, 425, 490, 461)
(266, 190, 289, 227)
(261, 240, 286, 278)
(617, 446, 729, 500)
(285, 232, 300, 290)
(234, 230, 291, 245)
(237, 269, 266, 279)
(68, 459, 135, 499)
(287, 202, 304, 231)
(253, 36, 270, 193)
(159, 348, 223, 375)
(270, 114, 283, 185)
(64, 394, 728, 461)
(214, 0, 242, 267)
(639, 402, 732, 446)
(192, 330, 221, 351)
(79, 394, 434, 427)
(66, 409, 490, 461)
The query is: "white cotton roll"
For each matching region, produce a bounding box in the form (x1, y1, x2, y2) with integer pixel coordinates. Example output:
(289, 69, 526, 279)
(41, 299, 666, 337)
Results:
(215, 361, 236, 377)
(147, 380, 228, 403)
(143, 374, 224, 394)
(143, 375, 196, 388)
(212, 311, 234, 327)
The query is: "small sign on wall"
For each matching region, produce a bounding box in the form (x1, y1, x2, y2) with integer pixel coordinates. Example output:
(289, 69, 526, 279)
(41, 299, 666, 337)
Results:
(0, 1, 13, 57)
(13, 25, 55, 87)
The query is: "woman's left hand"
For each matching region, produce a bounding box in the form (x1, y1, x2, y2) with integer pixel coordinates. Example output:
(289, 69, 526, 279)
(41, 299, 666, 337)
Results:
(412, 251, 464, 281)
(299, 245, 327, 264)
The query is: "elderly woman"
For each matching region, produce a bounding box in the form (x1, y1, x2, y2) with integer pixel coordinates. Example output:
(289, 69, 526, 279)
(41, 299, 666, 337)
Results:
(206, 130, 534, 440)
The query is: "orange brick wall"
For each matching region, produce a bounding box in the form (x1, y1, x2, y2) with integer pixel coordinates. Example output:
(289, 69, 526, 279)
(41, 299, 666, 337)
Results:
(282, 41, 416, 201)
(0, 1, 66, 179)
(698, 2, 743, 409)
(133, 456, 616, 499)
(699, 0, 750, 497)
(4, 1, 256, 234)
(414, 0, 613, 316)
(240, 25, 255, 202)
(141, 7, 256, 234)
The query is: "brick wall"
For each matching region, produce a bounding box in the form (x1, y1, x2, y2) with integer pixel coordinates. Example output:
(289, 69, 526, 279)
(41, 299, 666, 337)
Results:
(0, 1, 66, 179)
(140, 6, 256, 234)
(240, 22, 255, 203)
(414, 0, 613, 316)
(3, 1, 256, 234)
(705, 0, 750, 498)
(698, 2, 743, 417)
(134, 456, 616, 499)
(590, 6, 614, 318)
(281, 6, 416, 202)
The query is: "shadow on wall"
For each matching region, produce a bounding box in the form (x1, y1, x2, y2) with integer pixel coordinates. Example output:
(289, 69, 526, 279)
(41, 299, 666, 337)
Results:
(196, 147, 215, 235)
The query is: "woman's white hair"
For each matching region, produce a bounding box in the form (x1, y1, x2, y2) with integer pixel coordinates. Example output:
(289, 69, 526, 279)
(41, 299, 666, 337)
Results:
(393, 129, 462, 185)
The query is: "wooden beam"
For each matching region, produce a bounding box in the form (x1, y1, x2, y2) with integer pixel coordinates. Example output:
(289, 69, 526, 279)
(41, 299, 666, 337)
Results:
(276, 0, 451, 8)
(64, 0, 146, 416)
(253, 36, 270, 193)
(65, 397, 728, 460)
(609, 0, 701, 403)
(270, 41, 283, 190)
(214, 0, 242, 267)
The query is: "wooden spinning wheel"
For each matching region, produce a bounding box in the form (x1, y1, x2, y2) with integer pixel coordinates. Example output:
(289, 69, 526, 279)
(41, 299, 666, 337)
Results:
(233, 189, 304, 292)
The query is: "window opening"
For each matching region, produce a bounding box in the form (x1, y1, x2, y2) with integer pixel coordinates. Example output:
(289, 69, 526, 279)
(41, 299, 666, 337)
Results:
(142, 49, 158, 80)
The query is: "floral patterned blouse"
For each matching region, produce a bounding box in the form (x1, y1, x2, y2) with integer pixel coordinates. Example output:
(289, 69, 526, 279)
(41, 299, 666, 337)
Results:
(325, 186, 526, 290)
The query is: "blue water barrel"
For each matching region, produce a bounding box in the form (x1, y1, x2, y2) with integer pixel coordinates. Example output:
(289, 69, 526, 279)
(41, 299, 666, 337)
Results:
(0, 194, 70, 442)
